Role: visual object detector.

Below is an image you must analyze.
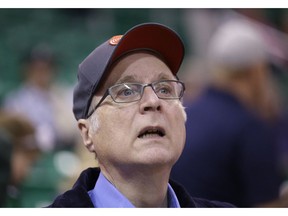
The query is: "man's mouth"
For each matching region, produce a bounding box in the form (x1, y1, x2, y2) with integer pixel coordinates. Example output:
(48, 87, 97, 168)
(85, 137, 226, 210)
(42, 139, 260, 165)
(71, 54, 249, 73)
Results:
(138, 127, 166, 139)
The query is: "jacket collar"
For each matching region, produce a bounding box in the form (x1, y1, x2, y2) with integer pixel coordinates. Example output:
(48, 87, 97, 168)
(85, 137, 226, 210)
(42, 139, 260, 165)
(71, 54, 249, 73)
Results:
(48, 167, 234, 208)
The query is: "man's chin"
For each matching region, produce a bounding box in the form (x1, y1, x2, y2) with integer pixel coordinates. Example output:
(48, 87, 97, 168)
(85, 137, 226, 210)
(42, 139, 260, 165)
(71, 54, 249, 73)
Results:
(134, 150, 177, 168)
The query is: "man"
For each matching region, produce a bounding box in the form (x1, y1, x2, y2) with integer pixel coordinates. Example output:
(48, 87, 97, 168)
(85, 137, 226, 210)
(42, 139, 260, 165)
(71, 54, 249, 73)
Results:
(171, 19, 288, 207)
(48, 23, 233, 208)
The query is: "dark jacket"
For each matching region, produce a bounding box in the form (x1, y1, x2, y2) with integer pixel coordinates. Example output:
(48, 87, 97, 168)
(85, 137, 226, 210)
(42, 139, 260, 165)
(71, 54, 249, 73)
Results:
(48, 167, 234, 208)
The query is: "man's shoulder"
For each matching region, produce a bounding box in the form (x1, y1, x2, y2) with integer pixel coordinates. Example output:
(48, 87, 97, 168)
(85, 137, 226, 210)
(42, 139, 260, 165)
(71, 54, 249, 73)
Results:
(170, 179, 235, 208)
(48, 185, 94, 207)
(47, 167, 99, 207)
(192, 197, 235, 208)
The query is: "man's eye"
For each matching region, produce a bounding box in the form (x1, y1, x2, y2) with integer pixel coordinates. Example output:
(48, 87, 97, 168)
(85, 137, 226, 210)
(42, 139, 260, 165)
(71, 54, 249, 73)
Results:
(159, 87, 171, 94)
(156, 85, 173, 96)
(122, 89, 134, 96)
(117, 87, 137, 97)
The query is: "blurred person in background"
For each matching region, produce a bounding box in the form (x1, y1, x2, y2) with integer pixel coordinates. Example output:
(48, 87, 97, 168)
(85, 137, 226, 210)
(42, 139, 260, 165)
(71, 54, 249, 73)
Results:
(0, 111, 41, 207)
(171, 18, 288, 207)
(3, 44, 78, 153)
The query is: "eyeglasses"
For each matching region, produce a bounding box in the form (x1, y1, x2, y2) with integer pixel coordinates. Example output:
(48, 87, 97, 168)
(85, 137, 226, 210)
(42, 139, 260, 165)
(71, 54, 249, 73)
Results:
(87, 80, 185, 118)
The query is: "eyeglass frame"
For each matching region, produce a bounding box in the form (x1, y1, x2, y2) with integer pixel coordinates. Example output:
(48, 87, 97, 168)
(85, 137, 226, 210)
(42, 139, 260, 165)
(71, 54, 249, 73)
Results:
(86, 79, 185, 118)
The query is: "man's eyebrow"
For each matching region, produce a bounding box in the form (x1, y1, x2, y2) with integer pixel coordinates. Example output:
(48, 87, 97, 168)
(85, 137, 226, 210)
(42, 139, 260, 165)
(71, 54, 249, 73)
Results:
(115, 72, 175, 84)
(115, 75, 138, 84)
(156, 72, 175, 80)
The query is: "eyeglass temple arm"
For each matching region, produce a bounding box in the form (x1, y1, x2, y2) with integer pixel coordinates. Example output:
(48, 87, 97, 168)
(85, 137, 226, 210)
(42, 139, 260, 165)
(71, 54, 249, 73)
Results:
(86, 90, 110, 118)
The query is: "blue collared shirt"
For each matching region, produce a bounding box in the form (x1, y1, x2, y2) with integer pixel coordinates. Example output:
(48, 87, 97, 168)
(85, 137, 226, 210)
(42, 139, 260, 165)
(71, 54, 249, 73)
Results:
(88, 172, 180, 208)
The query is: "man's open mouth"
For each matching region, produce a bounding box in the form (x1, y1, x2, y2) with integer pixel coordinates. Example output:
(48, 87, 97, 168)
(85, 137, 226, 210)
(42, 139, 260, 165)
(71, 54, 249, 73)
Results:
(138, 127, 166, 139)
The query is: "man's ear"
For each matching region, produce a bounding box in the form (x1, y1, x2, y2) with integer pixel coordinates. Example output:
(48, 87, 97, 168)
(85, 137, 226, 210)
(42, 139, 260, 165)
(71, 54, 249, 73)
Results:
(78, 119, 95, 153)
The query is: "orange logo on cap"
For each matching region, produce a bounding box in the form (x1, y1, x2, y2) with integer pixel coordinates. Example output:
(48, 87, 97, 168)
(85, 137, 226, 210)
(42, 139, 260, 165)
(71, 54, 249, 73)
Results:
(109, 35, 123, 46)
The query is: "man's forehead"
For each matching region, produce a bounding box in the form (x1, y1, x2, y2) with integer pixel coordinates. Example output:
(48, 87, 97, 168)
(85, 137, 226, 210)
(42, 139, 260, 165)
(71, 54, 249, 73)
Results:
(96, 52, 173, 93)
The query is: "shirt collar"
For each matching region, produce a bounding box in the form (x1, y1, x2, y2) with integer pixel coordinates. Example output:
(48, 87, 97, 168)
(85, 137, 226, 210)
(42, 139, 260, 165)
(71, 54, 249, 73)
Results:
(88, 171, 180, 208)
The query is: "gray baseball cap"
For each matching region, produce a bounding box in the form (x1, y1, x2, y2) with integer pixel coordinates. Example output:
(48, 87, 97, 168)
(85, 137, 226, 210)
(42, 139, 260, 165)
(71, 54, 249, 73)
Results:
(73, 22, 185, 120)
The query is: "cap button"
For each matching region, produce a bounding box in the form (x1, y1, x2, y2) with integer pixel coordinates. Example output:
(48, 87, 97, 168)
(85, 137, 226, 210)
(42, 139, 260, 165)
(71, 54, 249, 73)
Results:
(109, 35, 123, 46)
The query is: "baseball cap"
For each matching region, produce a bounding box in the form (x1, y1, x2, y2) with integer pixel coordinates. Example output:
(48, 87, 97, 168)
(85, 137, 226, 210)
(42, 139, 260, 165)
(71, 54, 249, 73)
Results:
(73, 22, 185, 120)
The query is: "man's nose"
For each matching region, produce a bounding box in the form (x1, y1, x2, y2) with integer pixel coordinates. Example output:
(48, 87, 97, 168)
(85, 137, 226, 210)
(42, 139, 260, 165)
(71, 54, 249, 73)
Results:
(139, 86, 161, 112)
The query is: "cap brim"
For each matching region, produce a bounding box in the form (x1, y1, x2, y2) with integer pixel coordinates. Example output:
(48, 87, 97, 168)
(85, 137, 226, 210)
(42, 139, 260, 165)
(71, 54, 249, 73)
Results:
(110, 23, 185, 75)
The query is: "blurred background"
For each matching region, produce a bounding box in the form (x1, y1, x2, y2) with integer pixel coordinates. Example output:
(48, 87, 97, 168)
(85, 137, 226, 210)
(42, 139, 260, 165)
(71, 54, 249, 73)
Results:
(0, 8, 287, 207)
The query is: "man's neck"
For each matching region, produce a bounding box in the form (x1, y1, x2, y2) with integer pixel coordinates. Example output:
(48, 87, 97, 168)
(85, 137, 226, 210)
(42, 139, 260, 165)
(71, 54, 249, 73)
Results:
(100, 165, 171, 207)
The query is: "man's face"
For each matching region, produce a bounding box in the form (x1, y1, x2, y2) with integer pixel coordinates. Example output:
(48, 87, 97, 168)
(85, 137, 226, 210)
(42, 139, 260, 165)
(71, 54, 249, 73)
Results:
(84, 52, 186, 170)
